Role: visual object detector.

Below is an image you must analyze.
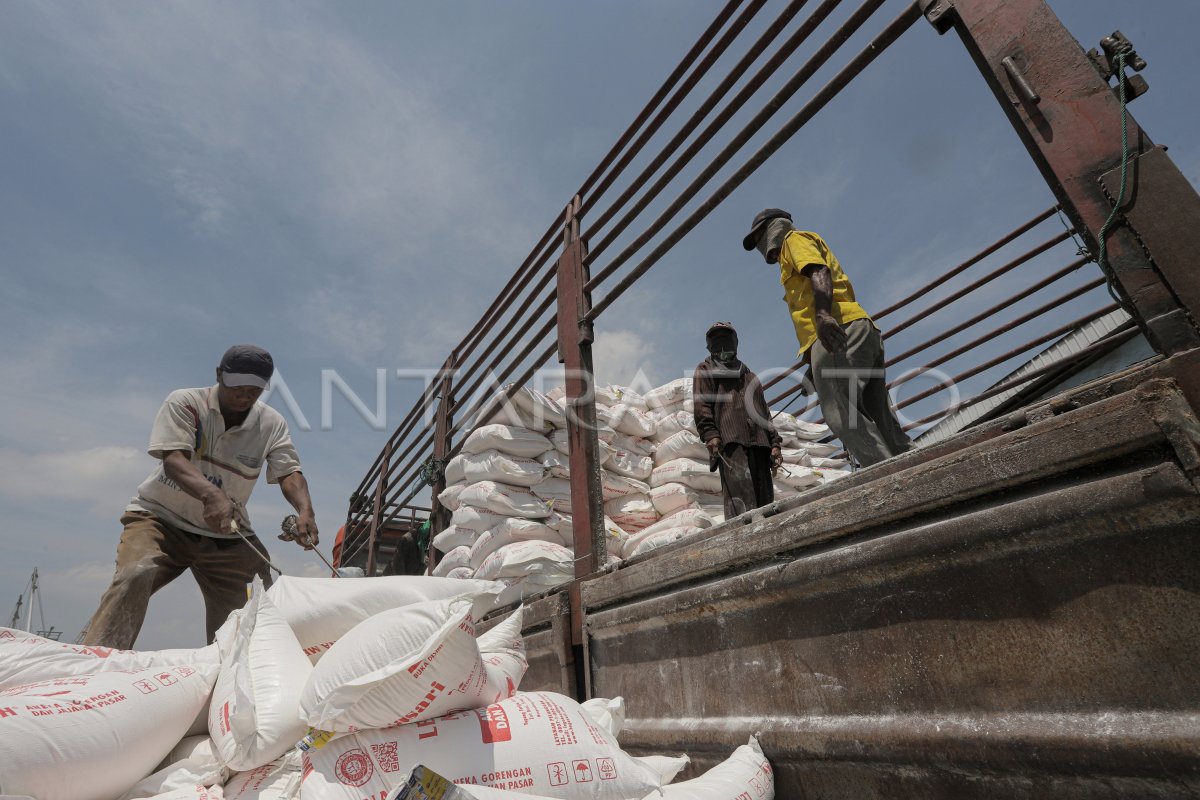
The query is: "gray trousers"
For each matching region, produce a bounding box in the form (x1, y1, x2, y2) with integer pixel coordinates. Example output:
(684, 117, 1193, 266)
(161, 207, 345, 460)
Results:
(810, 318, 913, 467)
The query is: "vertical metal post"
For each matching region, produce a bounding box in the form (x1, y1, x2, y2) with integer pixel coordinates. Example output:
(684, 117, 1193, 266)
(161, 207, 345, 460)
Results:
(922, 0, 1200, 354)
(557, 195, 607, 582)
(366, 441, 391, 577)
(426, 356, 456, 575)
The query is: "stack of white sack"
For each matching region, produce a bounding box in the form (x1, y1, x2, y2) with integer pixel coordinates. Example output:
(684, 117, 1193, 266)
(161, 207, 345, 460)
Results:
(383, 698, 775, 799)
(301, 690, 662, 800)
(0, 627, 222, 800)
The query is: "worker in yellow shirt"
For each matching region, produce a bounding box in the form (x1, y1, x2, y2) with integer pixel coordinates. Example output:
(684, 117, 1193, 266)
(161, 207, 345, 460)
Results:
(742, 208, 913, 467)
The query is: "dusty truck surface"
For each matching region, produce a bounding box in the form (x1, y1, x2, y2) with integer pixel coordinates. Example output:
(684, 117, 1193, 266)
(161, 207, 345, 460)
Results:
(345, 0, 1200, 796)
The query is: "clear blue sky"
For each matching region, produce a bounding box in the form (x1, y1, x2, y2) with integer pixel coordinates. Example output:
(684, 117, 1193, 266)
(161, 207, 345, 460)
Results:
(2, 1, 1197, 647)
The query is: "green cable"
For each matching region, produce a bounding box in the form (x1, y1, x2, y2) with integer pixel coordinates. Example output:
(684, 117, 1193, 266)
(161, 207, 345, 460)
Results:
(1096, 50, 1132, 311)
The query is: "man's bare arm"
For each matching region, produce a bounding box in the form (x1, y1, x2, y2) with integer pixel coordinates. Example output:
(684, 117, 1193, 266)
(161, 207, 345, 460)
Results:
(162, 450, 235, 533)
(279, 471, 319, 549)
(802, 264, 848, 354)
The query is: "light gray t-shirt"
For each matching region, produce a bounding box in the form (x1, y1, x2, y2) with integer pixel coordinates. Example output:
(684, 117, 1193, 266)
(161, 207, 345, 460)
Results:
(126, 385, 301, 537)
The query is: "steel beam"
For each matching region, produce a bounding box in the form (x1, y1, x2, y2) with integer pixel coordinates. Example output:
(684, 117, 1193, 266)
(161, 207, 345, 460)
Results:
(556, 196, 607, 583)
(923, 0, 1200, 353)
(365, 440, 391, 577)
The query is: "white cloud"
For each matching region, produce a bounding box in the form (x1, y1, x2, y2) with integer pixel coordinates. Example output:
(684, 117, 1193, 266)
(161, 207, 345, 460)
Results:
(0, 446, 148, 516)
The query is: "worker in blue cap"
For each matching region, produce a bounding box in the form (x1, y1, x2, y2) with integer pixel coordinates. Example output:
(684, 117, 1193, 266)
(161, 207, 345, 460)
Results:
(743, 209, 913, 467)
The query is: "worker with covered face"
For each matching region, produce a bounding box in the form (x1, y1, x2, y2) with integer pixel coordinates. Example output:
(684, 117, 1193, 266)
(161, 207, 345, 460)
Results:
(743, 208, 913, 466)
(693, 322, 783, 519)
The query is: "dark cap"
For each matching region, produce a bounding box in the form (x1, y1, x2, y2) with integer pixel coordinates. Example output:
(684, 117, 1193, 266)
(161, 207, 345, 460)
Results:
(218, 345, 274, 389)
(741, 208, 792, 251)
(706, 321, 737, 341)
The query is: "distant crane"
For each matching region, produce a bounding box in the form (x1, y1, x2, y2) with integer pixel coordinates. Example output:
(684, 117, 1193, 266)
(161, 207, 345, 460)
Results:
(7, 568, 61, 640)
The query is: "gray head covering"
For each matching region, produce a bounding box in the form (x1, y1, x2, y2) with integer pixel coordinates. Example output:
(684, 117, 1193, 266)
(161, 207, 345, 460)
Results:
(757, 217, 795, 263)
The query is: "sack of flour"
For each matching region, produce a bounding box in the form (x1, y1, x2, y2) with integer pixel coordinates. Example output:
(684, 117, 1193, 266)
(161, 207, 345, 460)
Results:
(462, 424, 551, 458)
(604, 493, 658, 532)
(0, 663, 218, 800)
(433, 524, 479, 554)
(431, 546, 473, 578)
(299, 590, 501, 732)
(223, 751, 302, 800)
(0, 627, 219, 689)
(654, 430, 708, 465)
(301, 692, 661, 800)
(118, 735, 227, 800)
(650, 458, 722, 494)
(459, 481, 552, 519)
(648, 482, 698, 516)
(649, 736, 773, 798)
(209, 580, 312, 771)
(474, 541, 574, 583)
(266, 575, 500, 663)
(437, 482, 468, 512)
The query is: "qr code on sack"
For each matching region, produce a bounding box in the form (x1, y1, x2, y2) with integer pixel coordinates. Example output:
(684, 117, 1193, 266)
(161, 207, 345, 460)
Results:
(370, 741, 400, 773)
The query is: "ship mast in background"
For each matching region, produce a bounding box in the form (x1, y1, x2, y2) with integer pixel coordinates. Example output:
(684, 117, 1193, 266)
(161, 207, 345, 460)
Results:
(7, 567, 61, 641)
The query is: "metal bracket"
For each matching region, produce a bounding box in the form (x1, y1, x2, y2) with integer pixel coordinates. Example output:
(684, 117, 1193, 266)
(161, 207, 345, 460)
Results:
(1088, 30, 1149, 101)
(918, 0, 956, 34)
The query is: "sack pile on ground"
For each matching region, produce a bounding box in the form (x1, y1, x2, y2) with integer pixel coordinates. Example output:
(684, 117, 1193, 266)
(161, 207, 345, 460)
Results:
(435, 381, 849, 586)
(0, 575, 774, 800)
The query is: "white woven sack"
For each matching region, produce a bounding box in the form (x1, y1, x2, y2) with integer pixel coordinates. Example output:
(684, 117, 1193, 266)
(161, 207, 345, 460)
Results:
(388, 765, 560, 799)
(625, 509, 714, 555)
(530, 477, 573, 515)
(604, 404, 655, 438)
(474, 541, 574, 582)
(458, 481, 551, 519)
(636, 755, 691, 786)
(118, 736, 227, 800)
(437, 482, 468, 512)
(141, 788, 224, 800)
(484, 386, 566, 431)
(654, 430, 708, 465)
(540, 450, 570, 478)
(780, 447, 812, 466)
(451, 506, 510, 533)
(300, 692, 661, 800)
(605, 448, 653, 481)
(773, 480, 799, 498)
(0, 627, 219, 689)
(813, 467, 850, 484)
(603, 493, 658, 532)
(651, 409, 696, 443)
(601, 470, 651, 500)
(810, 456, 849, 469)
(433, 525, 478, 554)
(473, 609, 528, 703)
(432, 546, 472, 577)
(651, 458, 722, 494)
(463, 424, 552, 458)
(266, 575, 500, 664)
(457, 450, 546, 488)
(775, 463, 820, 489)
(581, 696, 625, 736)
(646, 735, 774, 799)
(446, 567, 474, 580)
(223, 751, 302, 800)
(781, 437, 838, 457)
(648, 482, 698, 516)
(603, 515, 630, 559)
(646, 378, 690, 409)
(0, 662, 218, 800)
(469, 520, 567, 571)
(595, 385, 649, 411)
(792, 419, 832, 441)
(209, 580, 312, 771)
(628, 526, 702, 558)
(299, 591, 500, 732)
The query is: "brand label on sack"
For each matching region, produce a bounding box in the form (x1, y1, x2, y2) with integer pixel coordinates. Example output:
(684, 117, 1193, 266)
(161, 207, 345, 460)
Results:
(476, 704, 512, 743)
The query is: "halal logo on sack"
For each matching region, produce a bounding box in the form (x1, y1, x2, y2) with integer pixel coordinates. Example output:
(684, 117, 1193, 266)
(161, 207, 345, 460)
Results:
(335, 749, 375, 787)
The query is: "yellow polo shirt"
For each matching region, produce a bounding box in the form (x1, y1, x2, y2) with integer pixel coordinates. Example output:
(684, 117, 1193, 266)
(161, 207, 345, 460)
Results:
(779, 230, 872, 355)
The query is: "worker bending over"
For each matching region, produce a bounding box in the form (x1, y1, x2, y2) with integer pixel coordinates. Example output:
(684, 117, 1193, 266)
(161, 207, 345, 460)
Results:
(743, 208, 913, 467)
(83, 345, 318, 648)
